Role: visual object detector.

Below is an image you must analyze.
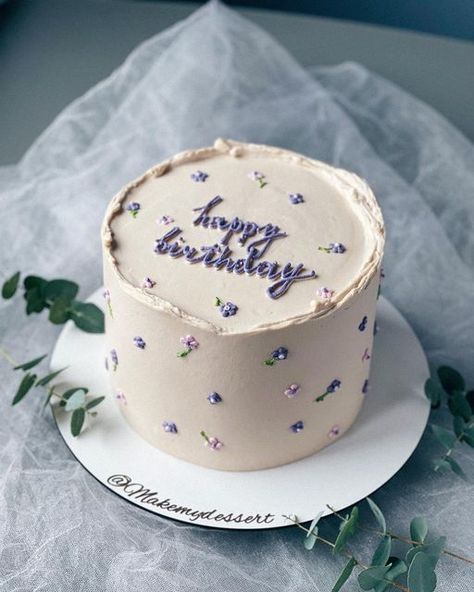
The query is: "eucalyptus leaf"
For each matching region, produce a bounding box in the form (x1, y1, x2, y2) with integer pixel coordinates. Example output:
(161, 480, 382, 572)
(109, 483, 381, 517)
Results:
(331, 557, 357, 592)
(437, 366, 465, 395)
(431, 424, 456, 449)
(432, 458, 451, 473)
(23, 275, 47, 291)
(48, 297, 71, 324)
(453, 416, 466, 439)
(12, 373, 37, 405)
(44, 279, 79, 302)
(13, 354, 47, 371)
(406, 537, 446, 570)
(358, 565, 392, 590)
(303, 525, 318, 550)
(60, 387, 88, 407)
(445, 456, 467, 480)
(25, 286, 46, 314)
(410, 517, 428, 544)
(374, 559, 407, 592)
(371, 536, 391, 567)
(36, 367, 66, 387)
(69, 301, 105, 333)
(448, 391, 472, 422)
(85, 396, 105, 410)
(424, 378, 442, 409)
(407, 552, 437, 592)
(43, 386, 56, 408)
(70, 408, 85, 436)
(2, 271, 20, 299)
(64, 390, 87, 411)
(366, 497, 386, 534)
(463, 427, 474, 447)
(333, 506, 359, 554)
(466, 390, 474, 413)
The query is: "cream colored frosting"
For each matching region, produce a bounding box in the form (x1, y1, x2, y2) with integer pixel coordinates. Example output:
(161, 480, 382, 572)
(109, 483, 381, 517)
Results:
(102, 139, 384, 335)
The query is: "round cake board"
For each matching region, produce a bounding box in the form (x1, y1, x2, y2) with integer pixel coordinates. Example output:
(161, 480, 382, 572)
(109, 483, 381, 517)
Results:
(50, 291, 430, 530)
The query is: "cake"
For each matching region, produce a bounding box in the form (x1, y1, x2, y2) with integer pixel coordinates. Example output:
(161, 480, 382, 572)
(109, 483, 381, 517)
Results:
(101, 138, 384, 471)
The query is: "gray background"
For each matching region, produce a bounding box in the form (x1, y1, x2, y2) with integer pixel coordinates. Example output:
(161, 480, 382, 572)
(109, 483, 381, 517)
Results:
(1, 0, 473, 165)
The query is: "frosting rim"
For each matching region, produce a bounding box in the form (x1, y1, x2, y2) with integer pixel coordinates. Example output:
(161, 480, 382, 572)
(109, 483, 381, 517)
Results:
(101, 138, 385, 336)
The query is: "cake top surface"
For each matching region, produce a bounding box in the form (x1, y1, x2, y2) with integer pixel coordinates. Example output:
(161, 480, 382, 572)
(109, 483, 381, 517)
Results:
(102, 139, 384, 335)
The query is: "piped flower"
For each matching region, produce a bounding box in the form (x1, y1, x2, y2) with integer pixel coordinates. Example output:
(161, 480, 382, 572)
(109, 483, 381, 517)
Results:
(362, 379, 369, 394)
(248, 171, 267, 188)
(264, 346, 289, 366)
(141, 276, 156, 289)
(207, 392, 223, 404)
(200, 430, 223, 450)
(158, 215, 174, 225)
(290, 420, 304, 433)
(318, 242, 346, 254)
(328, 425, 341, 439)
(220, 301, 238, 317)
(191, 170, 209, 182)
(362, 348, 371, 362)
(284, 384, 301, 398)
(162, 421, 178, 434)
(314, 379, 342, 402)
(103, 288, 113, 318)
(177, 335, 199, 358)
(358, 316, 368, 331)
(115, 390, 127, 405)
(317, 287, 335, 301)
(126, 202, 140, 218)
(110, 349, 118, 371)
(133, 336, 146, 349)
(289, 193, 304, 205)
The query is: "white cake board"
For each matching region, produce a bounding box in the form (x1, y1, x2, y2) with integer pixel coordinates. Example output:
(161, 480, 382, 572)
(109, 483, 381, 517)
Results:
(50, 291, 430, 530)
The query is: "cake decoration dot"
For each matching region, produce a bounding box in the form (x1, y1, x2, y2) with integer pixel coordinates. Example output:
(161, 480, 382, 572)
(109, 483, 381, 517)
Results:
(248, 171, 267, 188)
(200, 430, 223, 450)
(314, 379, 342, 402)
(191, 170, 209, 182)
(289, 193, 304, 205)
(207, 392, 223, 404)
(126, 202, 140, 218)
(328, 425, 340, 439)
(284, 384, 301, 398)
(162, 421, 178, 434)
(220, 301, 238, 317)
(177, 335, 199, 358)
(290, 420, 304, 433)
(103, 288, 113, 318)
(317, 287, 335, 300)
(115, 390, 127, 405)
(362, 348, 371, 362)
(318, 242, 346, 254)
(133, 336, 146, 349)
(141, 276, 156, 289)
(358, 316, 368, 331)
(158, 215, 174, 225)
(110, 349, 118, 371)
(362, 379, 369, 394)
(264, 346, 288, 366)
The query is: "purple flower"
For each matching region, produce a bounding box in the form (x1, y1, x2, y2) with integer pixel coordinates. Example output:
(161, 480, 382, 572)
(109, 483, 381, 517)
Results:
(133, 336, 146, 349)
(248, 171, 267, 188)
(162, 421, 178, 434)
(177, 335, 199, 358)
(115, 390, 127, 405)
(141, 276, 156, 289)
(289, 193, 304, 205)
(328, 425, 340, 439)
(284, 384, 301, 398)
(158, 215, 175, 225)
(220, 301, 238, 317)
(317, 287, 335, 300)
(318, 243, 346, 254)
(362, 379, 369, 394)
(359, 316, 368, 331)
(200, 430, 223, 450)
(290, 420, 304, 433)
(264, 346, 288, 366)
(126, 202, 140, 217)
(207, 392, 223, 404)
(110, 349, 118, 370)
(362, 348, 371, 362)
(191, 170, 209, 182)
(327, 379, 341, 393)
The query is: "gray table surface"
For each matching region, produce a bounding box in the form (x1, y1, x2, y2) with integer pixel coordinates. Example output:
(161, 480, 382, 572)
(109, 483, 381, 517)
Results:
(1, 0, 473, 166)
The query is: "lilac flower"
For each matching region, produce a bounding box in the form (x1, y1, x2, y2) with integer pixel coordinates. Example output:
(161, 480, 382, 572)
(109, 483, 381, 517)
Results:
(220, 301, 238, 317)
(317, 287, 335, 300)
(248, 171, 267, 188)
(103, 288, 113, 317)
(207, 392, 223, 404)
(284, 384, 301, 398)
(158, 215, 174, 225)
(162, 421, 178, 434)
(133, 336, 146, 349)
(200, 430, 223, 450)
(289, 193, 304, 205)
(362, 379, 369, 394)
(264, 346, 288, 366)
(314, 379, 342, 402)
(191, 170, 209, 182)
(110, 349, 118, 371)
(290, 420, 304, 433)
(318, 243, 346, 254)
(103, 288, 111, 300)
(115, 390, 127, 405)
(141, 276, 156, 289)
(359, 316, 368, 331)
(362, 348, 371, 362)
(126, 202, 140, 218)
(177, 335, 199, 358)
(328, 425, 340, 439)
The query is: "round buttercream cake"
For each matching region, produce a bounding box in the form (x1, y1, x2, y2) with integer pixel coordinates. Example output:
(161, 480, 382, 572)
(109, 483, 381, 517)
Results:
(101, 138, 385, 471)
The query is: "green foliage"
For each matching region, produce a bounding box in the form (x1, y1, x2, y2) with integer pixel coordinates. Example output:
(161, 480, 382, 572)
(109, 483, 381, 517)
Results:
(331, 557, 357, 592)
(424, 378, 443, 409)
(333, 506, 358, 554)
(374, 559, 407, 592)
(448, 391, 471, 422)
(371, 536, 391, 567)
(69, 301, 104, 333)
(366, 498, 386, 534)
(71, 408, 86, 436)
(13, 354, 47, 371)
(430, 425, 456, 449)
(410, 517, 428, 544)
(304, 511, 323, 550)
(2, 272, 20, 299)
(437, 366, 465, 394)
(408, 552, 437, 592)
(358, 565, 392, 590)
(12, 373, 37, 405)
